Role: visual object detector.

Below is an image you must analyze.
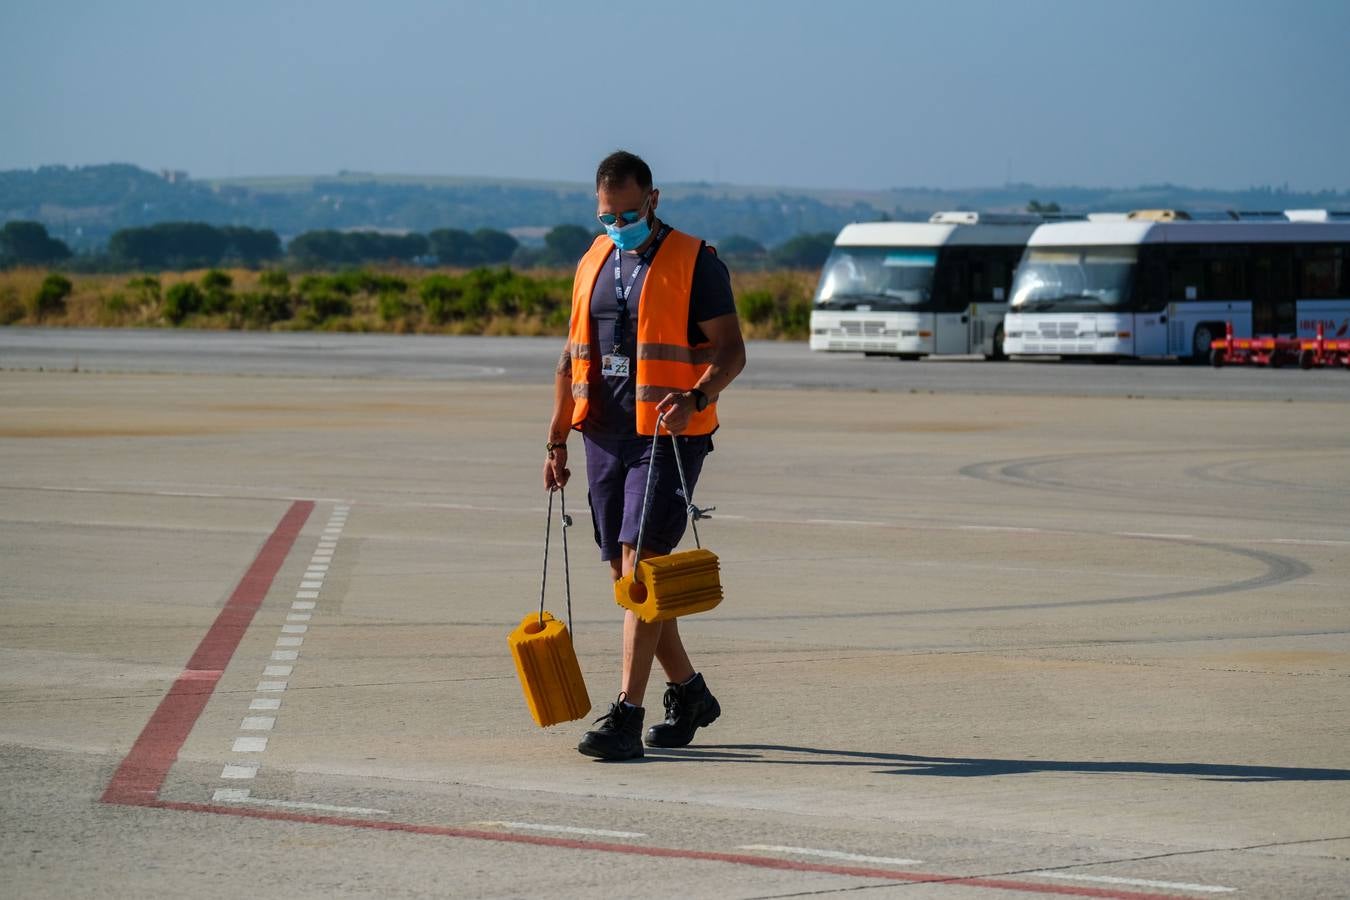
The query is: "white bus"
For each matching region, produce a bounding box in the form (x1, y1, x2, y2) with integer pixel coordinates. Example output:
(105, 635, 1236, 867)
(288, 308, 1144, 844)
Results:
(809, 212, 1047, 360)
(1004, 211, 1350, 361)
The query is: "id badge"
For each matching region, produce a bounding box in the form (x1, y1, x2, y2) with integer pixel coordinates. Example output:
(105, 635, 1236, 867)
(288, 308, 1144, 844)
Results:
(601, 354, 630, 378)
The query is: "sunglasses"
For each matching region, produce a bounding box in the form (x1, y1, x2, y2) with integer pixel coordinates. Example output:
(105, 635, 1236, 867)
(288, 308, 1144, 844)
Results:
(597, 193, 651, 227)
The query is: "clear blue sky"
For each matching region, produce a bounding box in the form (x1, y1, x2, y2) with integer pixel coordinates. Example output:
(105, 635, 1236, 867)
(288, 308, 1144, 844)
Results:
(3, 0, 1348, 191)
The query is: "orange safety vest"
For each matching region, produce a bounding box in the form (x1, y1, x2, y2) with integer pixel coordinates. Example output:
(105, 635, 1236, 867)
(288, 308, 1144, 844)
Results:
(567, 229, 719, 436)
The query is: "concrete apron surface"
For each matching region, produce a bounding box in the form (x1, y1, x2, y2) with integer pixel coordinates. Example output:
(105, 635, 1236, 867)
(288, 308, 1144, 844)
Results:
(1, 371, 1347, 899)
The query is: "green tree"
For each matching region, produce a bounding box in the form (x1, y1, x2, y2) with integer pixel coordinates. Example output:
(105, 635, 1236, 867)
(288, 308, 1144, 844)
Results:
(427, 228, 482, 265)
(472, 228, 519, 264)
(1, 221, 71, 265)
(221, 226, 282, 266)
(1027, 199, 1061, 214)
(543, 224, 595, 265)
(716, 234, 766, 260)
(770, 232, 835, 269)
(108, 222, 232, 269)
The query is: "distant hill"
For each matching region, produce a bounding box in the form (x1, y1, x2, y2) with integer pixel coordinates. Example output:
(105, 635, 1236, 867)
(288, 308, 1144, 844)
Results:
(4, 163, 1349, 253)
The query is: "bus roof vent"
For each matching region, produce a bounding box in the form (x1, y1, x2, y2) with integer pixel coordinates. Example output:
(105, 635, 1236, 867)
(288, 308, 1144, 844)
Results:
(1126, 209, 1193, 221)
(1284, 209, 1350, 222)
(928, 211, 1044, 225)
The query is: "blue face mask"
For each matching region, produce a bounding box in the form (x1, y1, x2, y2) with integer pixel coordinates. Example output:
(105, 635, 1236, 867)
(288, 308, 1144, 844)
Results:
(605, 216, 651, 252)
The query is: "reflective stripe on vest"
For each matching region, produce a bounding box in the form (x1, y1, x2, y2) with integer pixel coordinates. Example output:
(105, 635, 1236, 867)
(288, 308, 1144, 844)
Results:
(567, 230, 719, 436)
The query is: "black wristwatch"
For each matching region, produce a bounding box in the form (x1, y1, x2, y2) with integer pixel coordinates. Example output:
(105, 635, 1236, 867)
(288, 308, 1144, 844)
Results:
(689, 388, 709, 412)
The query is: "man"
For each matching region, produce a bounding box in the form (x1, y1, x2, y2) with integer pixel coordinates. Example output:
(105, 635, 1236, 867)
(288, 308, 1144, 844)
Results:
(543, 150, 747, 761)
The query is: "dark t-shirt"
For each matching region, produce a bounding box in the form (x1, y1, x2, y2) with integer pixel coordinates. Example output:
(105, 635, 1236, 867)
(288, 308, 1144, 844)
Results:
(585, 229, 736, 438)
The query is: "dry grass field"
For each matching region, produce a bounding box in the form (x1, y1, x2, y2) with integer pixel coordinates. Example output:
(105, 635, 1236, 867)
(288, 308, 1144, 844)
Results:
(0, 266, 818, 339)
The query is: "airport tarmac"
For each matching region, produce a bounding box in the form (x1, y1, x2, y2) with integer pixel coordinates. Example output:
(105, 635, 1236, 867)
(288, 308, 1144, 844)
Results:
(1, 335, 1348, 898)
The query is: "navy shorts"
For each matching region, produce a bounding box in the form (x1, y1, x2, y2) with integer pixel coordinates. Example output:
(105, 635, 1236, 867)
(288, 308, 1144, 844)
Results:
(583, 432, 712, 562)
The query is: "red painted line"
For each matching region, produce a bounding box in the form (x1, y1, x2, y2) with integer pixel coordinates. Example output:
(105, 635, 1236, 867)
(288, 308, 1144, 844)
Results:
(100, 501, 314, 804)
(98, 496, 1189, 900)
(116, 799, 1184, 900)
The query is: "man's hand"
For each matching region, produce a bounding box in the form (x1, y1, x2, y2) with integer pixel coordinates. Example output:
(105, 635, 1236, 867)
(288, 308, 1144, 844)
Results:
(543, 446, 570, 491)
(654, 392, 698, 434)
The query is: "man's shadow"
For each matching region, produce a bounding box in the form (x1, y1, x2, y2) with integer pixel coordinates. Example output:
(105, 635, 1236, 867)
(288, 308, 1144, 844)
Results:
(644, 744, 1350, 782)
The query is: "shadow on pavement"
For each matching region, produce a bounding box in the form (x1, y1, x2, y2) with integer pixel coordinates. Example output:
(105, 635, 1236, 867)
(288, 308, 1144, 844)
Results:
(648, 744, 1350, 782)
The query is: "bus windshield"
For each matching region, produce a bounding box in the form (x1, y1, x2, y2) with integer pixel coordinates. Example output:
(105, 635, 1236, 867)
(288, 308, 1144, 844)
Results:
(814, 247, 937, 310)
(1011, 246, 1137, 312)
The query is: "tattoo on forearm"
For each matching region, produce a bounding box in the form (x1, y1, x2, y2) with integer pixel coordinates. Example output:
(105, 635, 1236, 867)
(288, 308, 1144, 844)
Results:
(557, 348, 572, 376)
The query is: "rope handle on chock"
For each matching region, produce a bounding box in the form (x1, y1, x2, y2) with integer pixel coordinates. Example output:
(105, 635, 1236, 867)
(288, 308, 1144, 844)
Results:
(538, 486, 574, 634)
(633, 411, 715, 566)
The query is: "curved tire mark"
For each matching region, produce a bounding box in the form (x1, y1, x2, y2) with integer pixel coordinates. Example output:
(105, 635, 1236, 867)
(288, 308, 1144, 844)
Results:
(717, 537, 1313, 623)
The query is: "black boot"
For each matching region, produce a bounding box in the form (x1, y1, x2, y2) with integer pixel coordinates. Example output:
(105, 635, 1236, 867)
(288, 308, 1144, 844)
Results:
(644, 673, 720, 748)
(577, 695, 645, 760)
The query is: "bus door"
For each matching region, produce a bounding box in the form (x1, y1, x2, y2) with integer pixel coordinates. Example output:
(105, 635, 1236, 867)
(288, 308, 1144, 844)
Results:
(1249, 246, 1294, 335)
(1133, 311, 1168, 355)
(935, 312, 968, 353)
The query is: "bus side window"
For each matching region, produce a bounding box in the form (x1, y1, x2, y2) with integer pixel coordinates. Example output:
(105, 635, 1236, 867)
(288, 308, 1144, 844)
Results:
(1136, 247, 1168, 312)
(1248, 245, 1294, 335)
(969, 260, 987, 301)
(1297, 245, 1344, 298)
(1168, 251, 1205, 301)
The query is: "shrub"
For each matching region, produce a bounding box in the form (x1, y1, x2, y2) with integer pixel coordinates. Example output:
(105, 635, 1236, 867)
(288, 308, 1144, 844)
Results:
(378, 291, 411, 323)
(162, 282, 204, 324)
(201, 269, 233, 291)
(231, 291, 292, 327)
(258, 269, 290, 293)
(738, 289, 775, 325)
(0, 286, 24, 324)
(303, 289, 352, 322)
(126, 275, 162, 307)
(419, 274, 463, 324)
(32, 273, 73, 320)
(200, 269, 233, 314)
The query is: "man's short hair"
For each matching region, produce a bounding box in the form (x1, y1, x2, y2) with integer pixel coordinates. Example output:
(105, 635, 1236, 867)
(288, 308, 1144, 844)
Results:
(596, 151, 653, 193)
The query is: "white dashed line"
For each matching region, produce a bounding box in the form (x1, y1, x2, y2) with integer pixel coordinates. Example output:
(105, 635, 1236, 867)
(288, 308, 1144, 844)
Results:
(213, 788, 252, 801)
(804, 518, 889, 527)
(483, 821, 648, 839)
(218, 796, 392, 816)
(214, 503, 350, 805)
(1030, 872, 1236, 893)
(1117, 532, 1195, 540)
(739, 845, 923, 866)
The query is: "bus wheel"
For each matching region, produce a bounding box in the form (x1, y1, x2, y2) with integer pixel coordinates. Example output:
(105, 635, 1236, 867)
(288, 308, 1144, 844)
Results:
(1210, 348, 1225, 368)
(1191, 323, 1221, 364)
(985, 325, 1007, 361)
(898, 354, 923, 361)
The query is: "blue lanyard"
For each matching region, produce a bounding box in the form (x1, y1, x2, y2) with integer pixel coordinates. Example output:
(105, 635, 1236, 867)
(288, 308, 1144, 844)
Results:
(611, 225, 669, 354)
